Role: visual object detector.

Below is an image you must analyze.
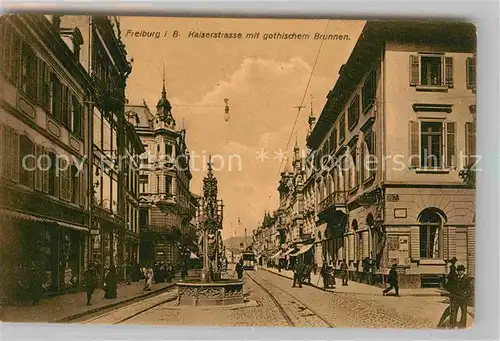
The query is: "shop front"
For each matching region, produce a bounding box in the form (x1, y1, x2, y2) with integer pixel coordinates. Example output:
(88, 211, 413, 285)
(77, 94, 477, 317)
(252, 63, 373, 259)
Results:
(0, 210, 88, 303)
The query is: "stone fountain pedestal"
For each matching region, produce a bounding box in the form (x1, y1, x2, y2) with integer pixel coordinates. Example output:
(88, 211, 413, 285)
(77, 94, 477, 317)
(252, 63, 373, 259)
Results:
(176, 280, 244, 306)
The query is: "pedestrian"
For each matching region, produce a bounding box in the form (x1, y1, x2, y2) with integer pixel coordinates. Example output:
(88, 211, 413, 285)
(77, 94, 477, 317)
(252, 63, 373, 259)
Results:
(236, 259, 244, 280)
(29, 260, 44, 306)
(382, 263, 399, 296)
(362, 257, 371, 284)
(143, 265, 153, 291)
(292, 261, 304, 288)
(438, 257, 459, 327)
(104, 265, 118, 299)
(340, 260, 348, 286)
(449, 264, 472, 328)
(277, 259, 282, 272)
(84, 263, 97, 306)
(320, 262, 329, 289)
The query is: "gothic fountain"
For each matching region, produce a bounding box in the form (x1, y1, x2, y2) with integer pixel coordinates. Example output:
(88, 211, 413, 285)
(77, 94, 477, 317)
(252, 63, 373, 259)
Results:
(176, 157, 245, 306)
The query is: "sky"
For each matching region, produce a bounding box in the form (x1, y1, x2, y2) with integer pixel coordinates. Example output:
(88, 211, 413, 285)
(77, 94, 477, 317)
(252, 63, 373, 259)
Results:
(120, 16, 365, 239)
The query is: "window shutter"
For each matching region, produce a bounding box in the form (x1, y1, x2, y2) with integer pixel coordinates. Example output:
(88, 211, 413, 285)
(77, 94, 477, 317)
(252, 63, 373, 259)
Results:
(67, 164, 72, 202)
(409, 121, 419, 168)
(445, 57, 454, 88)
(410, 226, 420, 260)
(360, 142, 365, 181)
(80, 171, 86, 207)
(59, 158, 67, 200)
(409, 55, 419, 86)
(446, 122, 456, 168)
(465, 122, 476, 166)
(3, 126, 12, 179)
(41, 148, 49, 193)
(12, 130, 19, 182)
(466, 56, 476, 90)
(34, 144, 43, 191)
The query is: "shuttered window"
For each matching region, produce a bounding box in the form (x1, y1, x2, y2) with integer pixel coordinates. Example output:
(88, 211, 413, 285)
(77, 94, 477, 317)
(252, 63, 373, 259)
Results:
(446, 122, 456, 168)
(19, 135, 34, 187)
(347, 94, 360, 130)
(61, 85, 70, 127)
(409, 54, 453, 88)
(466, 56, 476, 90)
(38, 59, 52, 112)
(465, 122, 476, 166)
(339, 115, 346, 142)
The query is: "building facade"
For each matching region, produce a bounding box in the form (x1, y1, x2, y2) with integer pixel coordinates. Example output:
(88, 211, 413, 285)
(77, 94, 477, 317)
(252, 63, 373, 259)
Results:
(125, 79, 197, 268)
(307, 21, 476, 288)
(0, 14, 92, 302)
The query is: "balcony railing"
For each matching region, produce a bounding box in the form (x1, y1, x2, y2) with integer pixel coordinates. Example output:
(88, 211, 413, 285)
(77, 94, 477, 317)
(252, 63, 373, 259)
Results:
(318, 191, 348, 213)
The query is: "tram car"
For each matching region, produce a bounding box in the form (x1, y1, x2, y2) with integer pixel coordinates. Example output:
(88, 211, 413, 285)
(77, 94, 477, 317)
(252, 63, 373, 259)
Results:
(241, 251, 256, 270)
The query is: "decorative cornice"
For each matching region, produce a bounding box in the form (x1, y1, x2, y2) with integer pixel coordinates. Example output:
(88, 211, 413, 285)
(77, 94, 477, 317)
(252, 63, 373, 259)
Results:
(412, 103, 453, 113)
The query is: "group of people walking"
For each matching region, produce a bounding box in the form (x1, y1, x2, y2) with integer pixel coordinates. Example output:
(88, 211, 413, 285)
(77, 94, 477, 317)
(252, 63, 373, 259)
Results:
(83, 261, 180, 306)
(438, 257, 473, 328)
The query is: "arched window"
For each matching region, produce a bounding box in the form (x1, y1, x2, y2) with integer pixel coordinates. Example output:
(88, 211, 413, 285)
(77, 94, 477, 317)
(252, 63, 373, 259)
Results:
(418, 208, 445, 259)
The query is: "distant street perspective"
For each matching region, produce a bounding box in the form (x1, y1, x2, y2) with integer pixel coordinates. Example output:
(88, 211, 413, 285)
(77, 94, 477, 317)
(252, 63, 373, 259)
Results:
(0, 15, 475, 330)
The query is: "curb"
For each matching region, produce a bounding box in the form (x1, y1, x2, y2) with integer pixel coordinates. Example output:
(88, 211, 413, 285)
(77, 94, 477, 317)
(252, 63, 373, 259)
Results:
(54, 282, 177, 323)
(262, 268, 443, 297)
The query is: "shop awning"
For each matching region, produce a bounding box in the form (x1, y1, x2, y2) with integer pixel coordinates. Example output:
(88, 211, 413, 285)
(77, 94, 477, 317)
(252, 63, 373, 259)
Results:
(290, 243, 314, 257)
(189, 252, 199, 259)
(0, 209, 89, 232)
(270, 250, 283, 259)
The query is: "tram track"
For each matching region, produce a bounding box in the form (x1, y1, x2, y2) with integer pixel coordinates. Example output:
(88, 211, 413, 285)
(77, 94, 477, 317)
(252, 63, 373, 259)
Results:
(83, 287, 178, 325)
(245, 270, 334, 328)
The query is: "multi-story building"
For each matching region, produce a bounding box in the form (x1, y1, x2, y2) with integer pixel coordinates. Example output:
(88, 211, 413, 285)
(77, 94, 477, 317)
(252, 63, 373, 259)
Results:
(307, 21, 476, 288)
(125, 78, 197, 267)
(0, 14, 92, 301)
(56, 15, 135, 281)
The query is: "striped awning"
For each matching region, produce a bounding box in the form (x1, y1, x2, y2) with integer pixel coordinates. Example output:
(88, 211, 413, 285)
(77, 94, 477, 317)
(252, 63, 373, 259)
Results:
(290, 243, 314, 257)
(270, 250, 283, 259)
(281, 248, 295, 257)
(0, 209, 89, 232)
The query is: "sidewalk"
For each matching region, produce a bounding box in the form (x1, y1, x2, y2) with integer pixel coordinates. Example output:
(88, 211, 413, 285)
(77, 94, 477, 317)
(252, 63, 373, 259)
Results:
(263, 267, 442, 297)
(1, 280, 177, 323)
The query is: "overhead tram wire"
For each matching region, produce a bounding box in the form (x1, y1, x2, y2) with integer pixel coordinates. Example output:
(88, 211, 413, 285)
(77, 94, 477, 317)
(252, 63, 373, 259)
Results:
(277, 19, 331, 174)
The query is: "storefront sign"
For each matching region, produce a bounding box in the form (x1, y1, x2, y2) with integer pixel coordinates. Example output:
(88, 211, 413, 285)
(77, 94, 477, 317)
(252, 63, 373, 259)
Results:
(394, 208, 407, 218)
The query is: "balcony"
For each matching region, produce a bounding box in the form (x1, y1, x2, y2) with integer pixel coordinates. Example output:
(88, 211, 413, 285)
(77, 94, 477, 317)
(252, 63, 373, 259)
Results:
(153, 193, 177, 210)
(318, 191, 348, 214)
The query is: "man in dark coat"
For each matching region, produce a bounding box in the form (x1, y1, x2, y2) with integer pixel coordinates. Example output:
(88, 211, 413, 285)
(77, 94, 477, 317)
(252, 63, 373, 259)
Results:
(292, 261, 304, 288)
(320, 262, 329, 289)
(449, 264, 472, 328)
(236, 259, 244, 280)
(104, 266, 118, 299)
(382, 263, 400, 296)
(84, 263, 97, 306)
(340, 260, 348, 286)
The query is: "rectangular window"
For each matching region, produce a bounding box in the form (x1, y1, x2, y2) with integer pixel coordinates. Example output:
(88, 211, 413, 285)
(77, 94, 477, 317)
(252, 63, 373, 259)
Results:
(139, 207, 149, 227)
(51, 74, 62, 121)
(420, 122, 443, 168)
(350, 147, 358, 189)
(347, 94, 360, 130)
(164, 175, 172, 194)
(165, 144, 173, 159)
(466, 56, 476, 90)
(19, 135, 34, 187)
(330, 128, 337, 153)
(364, 131, 376, 180)
(139, 174, 149, 193)
(71, 96, 83, 138)
(339, 115, 346, 142)
(93, 109, 102, 149)
(48, 152, 58, 196)
(71, 165, 80, 204)
(465, 122, 476, 166)
(362, 70, 376, 113)
(38, 60, 51, 112)
(409, 54, 453, 88)
(20, 42, 37, 99)
(102, 117, 112, 154)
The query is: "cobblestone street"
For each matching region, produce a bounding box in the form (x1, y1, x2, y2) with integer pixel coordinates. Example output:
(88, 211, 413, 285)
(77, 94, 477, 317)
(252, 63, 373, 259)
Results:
(80, 269, 473, 328)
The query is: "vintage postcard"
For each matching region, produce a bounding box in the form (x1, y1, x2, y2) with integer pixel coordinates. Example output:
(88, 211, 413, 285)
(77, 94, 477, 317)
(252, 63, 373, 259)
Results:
(0, 15, 476, 329)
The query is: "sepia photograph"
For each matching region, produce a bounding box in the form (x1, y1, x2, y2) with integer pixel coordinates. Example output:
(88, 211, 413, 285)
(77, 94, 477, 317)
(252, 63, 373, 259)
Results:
(0, 15, 476, 329)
